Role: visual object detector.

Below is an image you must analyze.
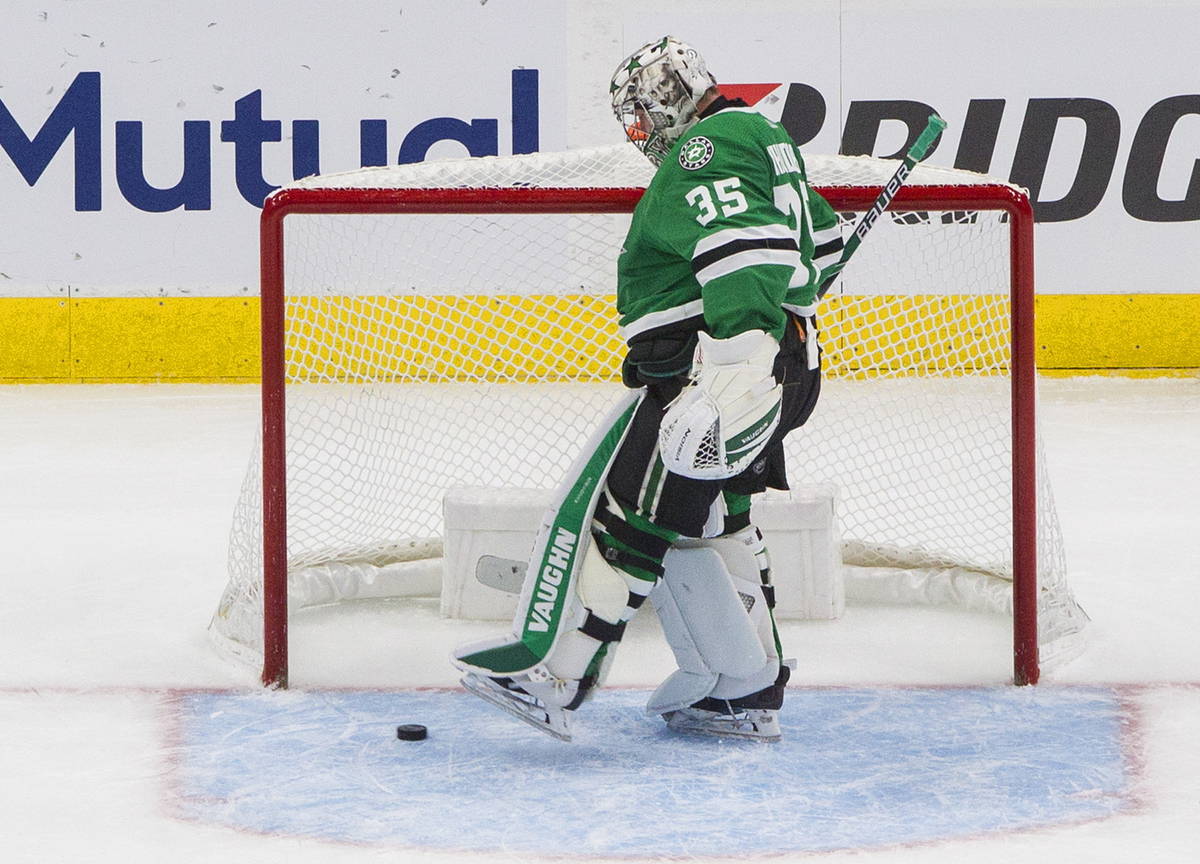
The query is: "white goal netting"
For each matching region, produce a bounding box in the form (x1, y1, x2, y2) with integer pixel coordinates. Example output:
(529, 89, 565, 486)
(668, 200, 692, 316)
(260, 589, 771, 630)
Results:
(210, 144, 1088, 675)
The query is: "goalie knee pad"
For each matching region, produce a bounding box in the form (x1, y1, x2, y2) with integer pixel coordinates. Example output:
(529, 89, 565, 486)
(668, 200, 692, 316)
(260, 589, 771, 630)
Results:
(647, 525, 784, 715)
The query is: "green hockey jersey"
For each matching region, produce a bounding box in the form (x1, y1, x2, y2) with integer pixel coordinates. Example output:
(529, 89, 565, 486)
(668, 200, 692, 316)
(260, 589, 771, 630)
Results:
(617, 105, 842, 342)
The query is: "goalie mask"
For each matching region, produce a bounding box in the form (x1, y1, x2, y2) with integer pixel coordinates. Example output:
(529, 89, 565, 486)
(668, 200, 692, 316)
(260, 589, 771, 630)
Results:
(611, 36, 717, 166)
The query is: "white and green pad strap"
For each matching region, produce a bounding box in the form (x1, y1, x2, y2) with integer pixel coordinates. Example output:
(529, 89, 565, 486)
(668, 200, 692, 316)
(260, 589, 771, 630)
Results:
(452, 391, 644, 694)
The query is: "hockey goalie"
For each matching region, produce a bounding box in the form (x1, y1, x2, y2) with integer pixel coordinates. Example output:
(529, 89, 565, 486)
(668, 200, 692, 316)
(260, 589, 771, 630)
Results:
(452, 36, 844, 742)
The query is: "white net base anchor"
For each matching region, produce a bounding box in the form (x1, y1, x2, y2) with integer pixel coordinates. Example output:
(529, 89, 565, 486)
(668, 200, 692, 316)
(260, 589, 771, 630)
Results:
(441, 485, 845, 622)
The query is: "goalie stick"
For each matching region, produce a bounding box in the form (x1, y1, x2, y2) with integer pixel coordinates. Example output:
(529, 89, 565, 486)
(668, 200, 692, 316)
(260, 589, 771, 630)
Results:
(816, 113, 947, 299)
(476, 554, 527, 594)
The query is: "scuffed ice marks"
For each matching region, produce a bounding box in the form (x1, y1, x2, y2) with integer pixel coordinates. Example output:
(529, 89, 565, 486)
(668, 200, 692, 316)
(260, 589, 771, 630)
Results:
(170, 686, 1131, 855)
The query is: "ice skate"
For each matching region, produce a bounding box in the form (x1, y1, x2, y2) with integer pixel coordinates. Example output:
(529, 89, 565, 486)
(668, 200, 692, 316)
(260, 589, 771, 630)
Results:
(662, 704, 781, 743)
(460, 672, 574, 742)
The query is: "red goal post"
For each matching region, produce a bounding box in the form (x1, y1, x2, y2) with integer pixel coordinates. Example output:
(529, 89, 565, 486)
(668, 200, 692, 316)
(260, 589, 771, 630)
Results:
(214, 146, 1087, 689)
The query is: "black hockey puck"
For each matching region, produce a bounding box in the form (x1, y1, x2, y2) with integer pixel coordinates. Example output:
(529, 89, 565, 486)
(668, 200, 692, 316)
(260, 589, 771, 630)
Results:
(396, 723, 428, 741)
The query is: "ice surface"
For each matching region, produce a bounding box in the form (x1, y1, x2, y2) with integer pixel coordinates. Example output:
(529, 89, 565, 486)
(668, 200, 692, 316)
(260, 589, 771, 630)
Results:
(1, 376, 1198, 862)
(171, 687, 1129, 855)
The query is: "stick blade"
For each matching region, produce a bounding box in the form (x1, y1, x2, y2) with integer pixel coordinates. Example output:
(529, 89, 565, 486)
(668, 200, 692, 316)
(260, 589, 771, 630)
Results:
(475, 555, 527, 594)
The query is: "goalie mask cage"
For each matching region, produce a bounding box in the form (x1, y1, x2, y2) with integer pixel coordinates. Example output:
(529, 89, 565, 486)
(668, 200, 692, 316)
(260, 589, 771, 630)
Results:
(211, 145, 1088, 688)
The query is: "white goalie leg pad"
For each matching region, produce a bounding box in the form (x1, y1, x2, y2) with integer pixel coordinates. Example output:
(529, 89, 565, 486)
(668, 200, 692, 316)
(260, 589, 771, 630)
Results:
(706, 529, 782, 701)
(644, 554, 720, 713)
(452, 393, 642, 679)
(452, 541, 641, 742)
(646, 532, 780, 714)
(455, 527, 652, 716)
(451, 394, 646, 740)
(455, 541, 631, 714)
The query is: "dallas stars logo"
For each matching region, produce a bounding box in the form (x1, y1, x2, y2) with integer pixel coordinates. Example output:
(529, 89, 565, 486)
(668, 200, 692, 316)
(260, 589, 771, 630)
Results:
(678, 136, 714, 170)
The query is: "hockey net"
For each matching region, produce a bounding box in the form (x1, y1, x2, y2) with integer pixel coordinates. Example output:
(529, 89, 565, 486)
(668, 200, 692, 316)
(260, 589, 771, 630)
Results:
(210, 144, 1088, 686)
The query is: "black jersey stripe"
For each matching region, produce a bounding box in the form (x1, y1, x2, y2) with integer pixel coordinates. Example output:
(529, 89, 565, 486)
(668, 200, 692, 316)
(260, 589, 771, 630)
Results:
(814, 237, 844, 259)
(691, 236, 800, 276)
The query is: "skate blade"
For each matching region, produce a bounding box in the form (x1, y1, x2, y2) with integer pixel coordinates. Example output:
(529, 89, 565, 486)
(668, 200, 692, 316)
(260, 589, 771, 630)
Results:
(461, 674, 573, 742)
(663, 711, 781, 743)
